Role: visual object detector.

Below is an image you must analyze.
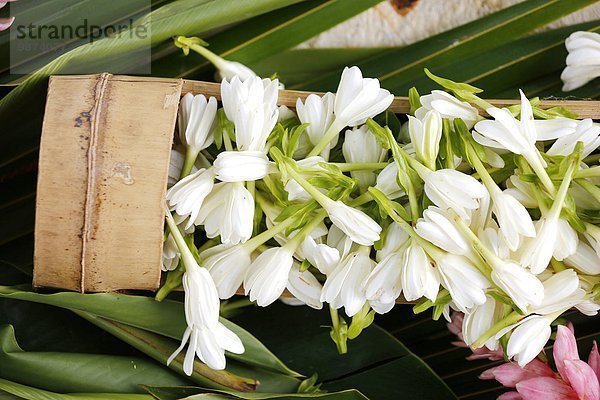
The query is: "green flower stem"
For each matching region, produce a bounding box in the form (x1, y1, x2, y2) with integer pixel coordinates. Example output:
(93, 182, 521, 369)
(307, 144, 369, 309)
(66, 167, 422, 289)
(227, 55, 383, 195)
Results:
(523, 151, 555, 196)
(164, 209, 194, 270)
(222, 125, 234, 151)
(284, 209, 328, 252)
(308, 120, 343, 157)
(575, 166, 600, 179)
(465, 144, 501, 196)
(332, 162, 389, 172)
(177, 36, 227, 71)
(385, 131, 421, 221)
(329, 306, 348, 354)
(547, 155, 578, 220)
(155, 267, 184, 302)
(368, 188, 445, 260)
(180, 147, 199, 179)
(550, 258, 566, 273)
(243, 212, 297, 252)
(576, 178, 600, 204)
(472, 310, 522, 349)
(284, 161, 335, 208)
(348, 191, 373, 207)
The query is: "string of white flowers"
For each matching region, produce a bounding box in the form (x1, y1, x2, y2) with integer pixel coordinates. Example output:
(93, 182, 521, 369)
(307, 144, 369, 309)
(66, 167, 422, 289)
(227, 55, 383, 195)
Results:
(161, 36, 600, 375)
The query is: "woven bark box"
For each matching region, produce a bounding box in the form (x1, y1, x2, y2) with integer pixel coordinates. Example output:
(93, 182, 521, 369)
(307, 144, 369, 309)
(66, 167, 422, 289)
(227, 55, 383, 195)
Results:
(33, 74, 600, 294)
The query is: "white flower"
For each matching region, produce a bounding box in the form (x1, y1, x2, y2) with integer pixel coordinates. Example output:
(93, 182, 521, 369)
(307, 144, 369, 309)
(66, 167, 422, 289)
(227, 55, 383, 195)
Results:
(415, 206, 472, 256)
(296, 93, 336, 152)
(376, 222, 409, 262)
(298, 235, 340, 276)
(178, 93, 217, 153)
(167, 259, 244, 372)
(415, 90, 479, 127)
(547, 118, 600, 158)
(462, 296, 502, 350)
(221, 76, 279, 151)
(215, 60, 257, 82)
(565, 239, 600, 275)
(423, 169, 488, 221)
(284, 156, 325, 201)
(213, 151, 275, 182)
(342, 125, 388, 190)
(162, 233, 180, 271)
(334, 66, 394, 128)
(196, 182, 254, 244)
(244, 247, 295, 307)
(437, 254, 490, 313)
(324, 200, 382, 246)
(167, 168, 215, 230)
(504, 315, 552, 367)
(365, 252, 403, 314)
(504, 174, 538, 208)
(321, 248, 375, 317)
(490, 261, 544, 313)
(561, 31, 600, 91)
(201, 244, 252, 299)
(408, 110, 442, 169)
(473, 91, 551, 191)
(287, 263, 323, 310)
(489, 188, 536, 251)
(521, 216, 578, 274)
(533, 117, 578, 140)
(374, 162, 405, 200)
(401, 241, 440, 302)
(530, 269, 585, 315)
(326, 224, 356, 260)
(278, 105, 297, 122)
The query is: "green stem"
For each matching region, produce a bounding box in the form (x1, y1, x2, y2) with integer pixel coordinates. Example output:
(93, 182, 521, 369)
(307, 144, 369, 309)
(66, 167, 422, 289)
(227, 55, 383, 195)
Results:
(523, 151, 555, 196)
(446, 209, 493, 279)
(332, 162, 389, 172)
(284, 162, 334, 208)
(466, 144, 501, 195)
(472, 311, 522, 349)
(179, 147, 198, 179)
(387, 134, 422, 221)
(329, 306, 347, 355)
(222, 125, 234, 151)
(575, 178, 600, 204)
(155, 268, 184, 302)
(285, 210, 328, 251)
(348, 192, 373, 207)
(308, 120, 343, 157)
(185, 41, 228, 71)
(575, 166, 600, 179)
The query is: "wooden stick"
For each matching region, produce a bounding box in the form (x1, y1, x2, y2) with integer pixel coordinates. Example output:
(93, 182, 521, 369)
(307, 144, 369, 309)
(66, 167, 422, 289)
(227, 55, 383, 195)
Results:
(182, 80, 600, 119)
(233, 287, 413, 305)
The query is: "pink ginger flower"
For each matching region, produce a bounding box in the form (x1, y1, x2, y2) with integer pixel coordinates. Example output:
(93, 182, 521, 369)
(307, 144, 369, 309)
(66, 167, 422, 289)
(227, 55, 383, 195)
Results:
(0, 1, 17, 31)
(481, 323, 600, 400)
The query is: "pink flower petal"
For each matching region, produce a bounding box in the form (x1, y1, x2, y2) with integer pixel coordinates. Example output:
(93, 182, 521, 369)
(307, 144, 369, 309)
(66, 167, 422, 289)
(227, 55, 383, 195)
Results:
(0, 16, 14, 31)
(498, 392, 524, 400)
(480, 360, 555, 388)
(589, 341, 600, 382)
(517, 377, 578, 400)
(554, 325, 580, 382)
(563, 359, 600, 400)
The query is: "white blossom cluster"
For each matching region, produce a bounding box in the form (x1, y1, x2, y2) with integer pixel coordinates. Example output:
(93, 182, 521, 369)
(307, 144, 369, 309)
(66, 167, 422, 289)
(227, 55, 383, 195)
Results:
(162, 61, 600, 374)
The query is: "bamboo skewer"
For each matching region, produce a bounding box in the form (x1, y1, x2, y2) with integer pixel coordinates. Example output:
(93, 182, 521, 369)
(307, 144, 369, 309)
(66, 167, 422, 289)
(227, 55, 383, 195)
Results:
(182, 80, 600, 119)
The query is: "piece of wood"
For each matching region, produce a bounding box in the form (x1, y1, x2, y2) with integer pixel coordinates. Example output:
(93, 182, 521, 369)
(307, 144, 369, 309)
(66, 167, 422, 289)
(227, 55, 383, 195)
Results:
(34, 74, 183, 292)
(181, 80, 600, 119)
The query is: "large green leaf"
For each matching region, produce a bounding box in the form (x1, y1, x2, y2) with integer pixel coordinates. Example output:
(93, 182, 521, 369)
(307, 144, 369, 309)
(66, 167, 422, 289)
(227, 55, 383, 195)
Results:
(0, 378, 153, 400)
(76, 312, 260, 392)
(0, 285, 300, 377)
(0, 0, 304, 167)
(229, 304, 457, 400)
(0, 325, 188, 394)
(0, 0, 175, 80)
(411, 21, 600, 97)
(144, 386, 368, 400)
(294, 0, 598, 92)
(151, 0, 383, 79)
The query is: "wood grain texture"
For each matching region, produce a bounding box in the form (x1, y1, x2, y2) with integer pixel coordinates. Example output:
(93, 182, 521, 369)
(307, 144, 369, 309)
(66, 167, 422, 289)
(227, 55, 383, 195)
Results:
(182, 79, 600, 119)
(34, 74, 183, 292)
